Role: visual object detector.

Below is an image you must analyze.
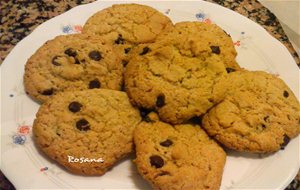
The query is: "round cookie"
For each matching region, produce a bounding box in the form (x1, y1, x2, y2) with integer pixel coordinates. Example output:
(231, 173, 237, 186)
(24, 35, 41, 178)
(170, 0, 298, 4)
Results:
(82, 3, 173, 65)
(33, 89, 141, 175)
(125, 39, 228, 124)
(202, 71, 300, 153)
(24, 34, 123, 103)
(156, 21, 240, 71)
(134, 114, 226, 190)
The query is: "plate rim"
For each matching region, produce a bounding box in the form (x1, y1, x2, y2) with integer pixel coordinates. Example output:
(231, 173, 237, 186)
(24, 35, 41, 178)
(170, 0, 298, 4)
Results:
(1, 0, 299, 189)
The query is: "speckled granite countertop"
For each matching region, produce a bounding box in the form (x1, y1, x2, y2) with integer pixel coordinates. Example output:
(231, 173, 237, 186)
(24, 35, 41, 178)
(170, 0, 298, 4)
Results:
(0, 0, 299, 189)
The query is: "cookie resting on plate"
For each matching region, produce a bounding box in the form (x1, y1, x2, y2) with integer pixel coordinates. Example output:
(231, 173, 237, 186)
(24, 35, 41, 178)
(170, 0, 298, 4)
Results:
(134, 113, 226, 190)
(33, 89, 141, 175)
(202, 71, 300, 153)
(82, 3, 174, 65)
(125, 31, 229, 124)
(155, 21, 240, 71)
(24, 34, 123, 103)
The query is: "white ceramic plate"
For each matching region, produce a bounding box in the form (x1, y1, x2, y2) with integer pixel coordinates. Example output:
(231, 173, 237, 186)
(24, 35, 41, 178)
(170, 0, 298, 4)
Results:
(1, 0, 299, 189)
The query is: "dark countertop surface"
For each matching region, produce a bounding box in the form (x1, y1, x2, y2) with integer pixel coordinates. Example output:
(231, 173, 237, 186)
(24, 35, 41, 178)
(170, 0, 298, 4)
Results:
(0, 0, 299, 189)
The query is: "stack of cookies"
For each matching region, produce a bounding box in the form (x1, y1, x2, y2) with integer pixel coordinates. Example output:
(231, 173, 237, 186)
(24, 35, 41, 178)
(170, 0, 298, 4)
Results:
(24, 3, 300, 190)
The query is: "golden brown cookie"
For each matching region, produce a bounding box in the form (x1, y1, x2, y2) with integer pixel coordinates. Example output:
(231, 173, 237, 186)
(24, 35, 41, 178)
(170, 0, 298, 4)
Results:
(156, 21, 240, 71)
(202, 71, 300, 153)
(24, 34, 123, 103)
(82, 3, 174, 65)
(33, 89, 141, 175)
(134, 114, 226, 190)
(125, 39, 228, 124)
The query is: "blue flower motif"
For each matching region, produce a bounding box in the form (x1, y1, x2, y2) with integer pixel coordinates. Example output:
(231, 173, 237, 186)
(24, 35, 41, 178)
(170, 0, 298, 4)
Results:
(196, 12, 206, 20)
(62, 25, 73, 34)
(12, 135, 26, 145)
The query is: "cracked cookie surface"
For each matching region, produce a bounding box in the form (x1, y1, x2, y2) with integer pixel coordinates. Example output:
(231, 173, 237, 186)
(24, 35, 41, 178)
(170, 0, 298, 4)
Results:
(82, 3, 173, 65)
(156, 21, 240, 71)
(202, 71, 300, 153)
(33, 89, 141, 175)
(134, 115, 226, 190)
(24, 34, 123, 103)
(125, 37, 228, 124)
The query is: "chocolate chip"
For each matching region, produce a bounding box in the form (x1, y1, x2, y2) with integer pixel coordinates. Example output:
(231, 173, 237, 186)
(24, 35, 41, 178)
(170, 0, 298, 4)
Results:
(115, 34, 125, 44)
(89, 79, 101, 89)
(226, 67, 235, 73)
(68, 101, 82, 113)
(89, 51, 102, 61)
(41, 88, 53, 96)
(156, 94, 165, 107)
(64, 48, 77, 57)
(160, 139, 173, 147)
(283, 90, 289, 98)
(140, 47, 150, 55)
(280, 134, 290, 150)
(74, 57, 80, 64)
(124, 48, 131, 54)
(52, 56, 61, 66)
(76, 119, 90, 131)
(210, 46, 221, 54)
(150, 155, 164, 168)
(261, 124, 266, 129)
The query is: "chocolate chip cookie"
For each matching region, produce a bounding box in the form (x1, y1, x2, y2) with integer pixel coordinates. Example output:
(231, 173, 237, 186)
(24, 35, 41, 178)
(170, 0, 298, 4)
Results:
(82, 3, 173, 65)
(134, 114, 226, 190)
(24, 34, 123, 103)
(202, 71, 300, 153)
(33, 89, 141, 175)
(125, 39, 228, 124)
(156, 21, 240, 71)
